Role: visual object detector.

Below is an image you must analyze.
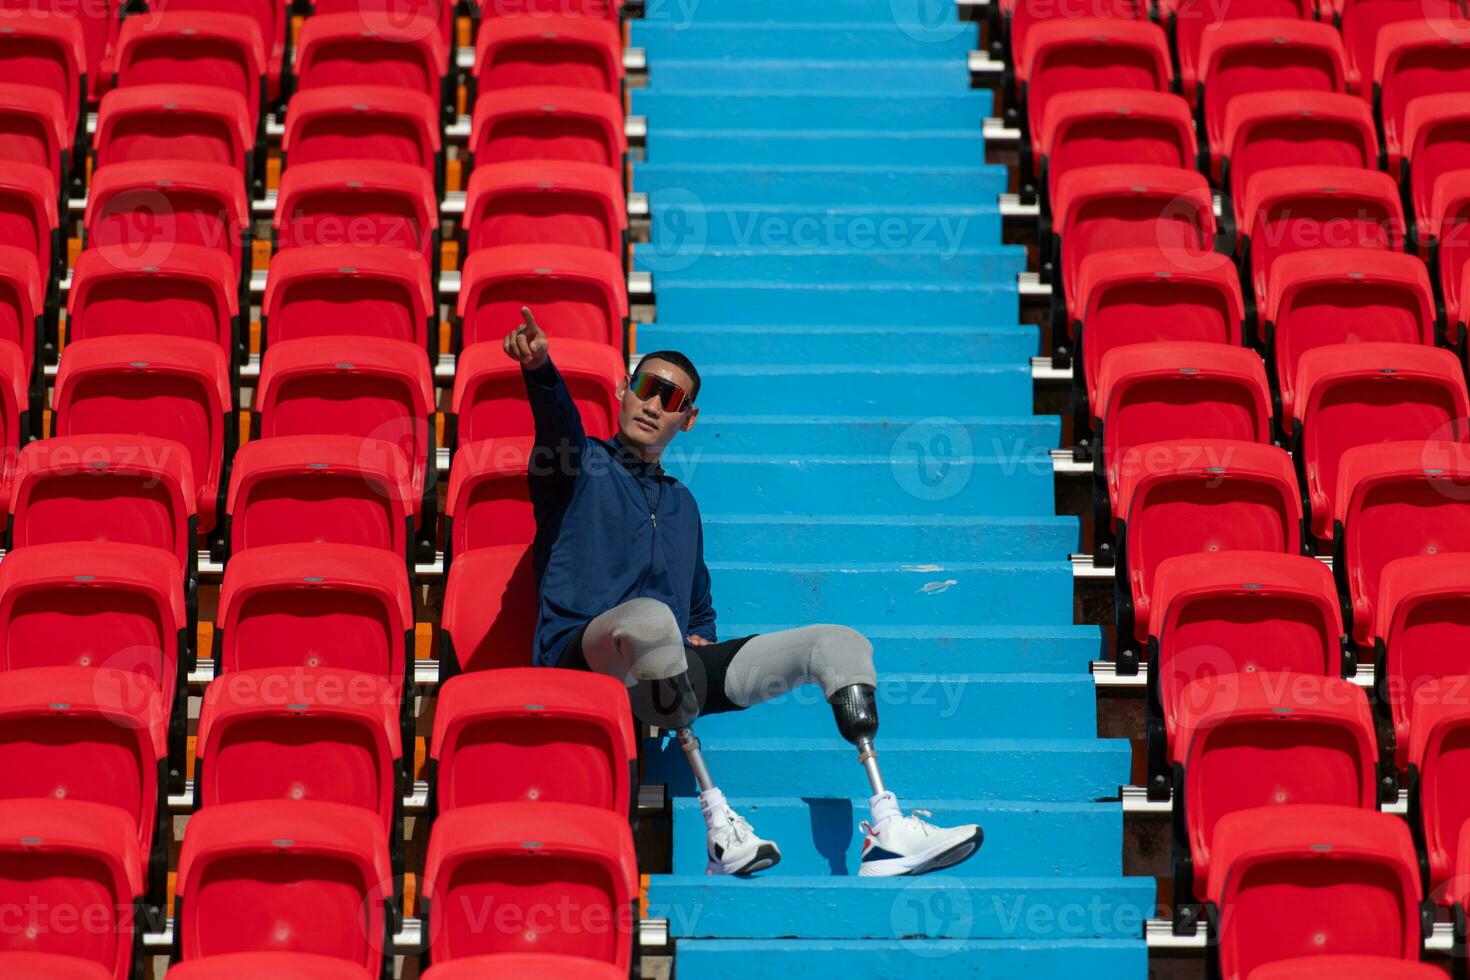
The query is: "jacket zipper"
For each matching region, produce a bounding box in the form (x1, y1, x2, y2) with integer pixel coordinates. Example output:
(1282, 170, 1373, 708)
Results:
(635, 477, 663, 597)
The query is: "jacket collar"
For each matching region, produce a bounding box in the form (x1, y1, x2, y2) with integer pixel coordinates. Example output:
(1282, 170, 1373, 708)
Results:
(606, 434, 665, 478)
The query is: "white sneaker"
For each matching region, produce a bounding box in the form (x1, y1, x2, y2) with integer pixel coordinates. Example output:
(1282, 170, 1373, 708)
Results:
(857, 791, 983, 877)
(701, 788, 781, 876)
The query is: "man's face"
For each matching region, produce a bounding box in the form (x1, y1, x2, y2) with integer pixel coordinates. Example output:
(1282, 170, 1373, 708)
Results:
(616, 357, 699, 457)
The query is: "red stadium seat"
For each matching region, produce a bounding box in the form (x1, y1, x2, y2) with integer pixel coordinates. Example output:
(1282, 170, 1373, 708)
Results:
(113, 12, 266, 130)
(1295, 342, 1468, 542)
(1017, 19, 1172, 140)
(0, 952, 114, 980)
(1034, 90, 1194, 210)
(1336, 440, 1470, 645)
(1373, 554, 1470, 769)
(197, 666, 402, 839)
(1150, 551, 1343, 746)
(1206, 806, 1420, 980)
(66, 244, 240, 376)
(0, 244, 43, 401)
(1052, 166, 1217, 325)
(84, 162, 250, 290)
(0, 83, 67, 189)
(53, 335, 232, 533)
(469, 86, 626, 170)
(310, 0, 456, 51)
(9, 434, 197, 574)
(1196, 20, 1347, 159)
(0, 338, 31, 488)
(1220, 93, 1378, 206)
(225, 434, 414, 564)
(0, 542, 186, 744)
(421, 801, 637, 969)
(1428, 170, 1470, 329)
(166, 951, 373, 979)
(174, 800, 392, 972)
(0, 14, 84, 144)
(1341, 0, 1464, 93)
(475, 0, 617, 21)
(1116, 439, 1302, 644)
(1408, 675, 1470, 902)
(140, 0, 287, 100)
(1173, 671, 1377, 897)
(473, 15, 623, 96)
(421, 954, 625, 980)
(274, 160, 439, 281)
(0, 665, 166, 894)
(1375, 20, 1470, 175)
(1264, 249, 1434, 421)
(1164, 0, 1313, 101)
(256, 337, 434, 526)
(431, 668, 636, 818)
(456, 244, 627, 352)
(450, 337, 622, 448)
(440, 543, 537, 676)
(293, 11, 447, 105)
(1241, 166, 1407, 307)
(94, 84, 253, 177)
(1401, 95, 1470, 229)
(999, 0, 1144, 65)
(0, 163, 60, 285)
(0, 799, 142, 980)
(0, 0, 118, 103)
(1073, 248, 1246, 407)
(1249, 956, 1446, 980)
(263, 245, 433, 359)
(1094, 342, 1271, 523)
(442, 437, 533, 570)
(281, 86, 441, 183)
(214, 543, 413, 725)
(463, 159, 626, 255)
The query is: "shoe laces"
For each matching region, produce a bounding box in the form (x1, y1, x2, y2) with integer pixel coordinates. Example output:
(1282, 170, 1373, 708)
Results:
(716, 806, 753, 845)
(862, 808, 936, 839)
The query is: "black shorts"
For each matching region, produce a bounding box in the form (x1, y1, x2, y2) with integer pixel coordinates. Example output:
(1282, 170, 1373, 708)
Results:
(557, 628, 757, 717)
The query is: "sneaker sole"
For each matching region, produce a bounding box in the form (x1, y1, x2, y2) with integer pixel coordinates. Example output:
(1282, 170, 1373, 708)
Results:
(709, 842, 783, 877)
(858, 827, 984, 877)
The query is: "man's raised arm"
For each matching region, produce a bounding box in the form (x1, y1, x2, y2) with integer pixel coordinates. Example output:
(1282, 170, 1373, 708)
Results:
(506, 306, 586, 484)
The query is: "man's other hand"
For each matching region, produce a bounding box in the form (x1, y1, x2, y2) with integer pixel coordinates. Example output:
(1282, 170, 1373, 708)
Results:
(687, 635, 711, 646)
(503, 306, 550, 371)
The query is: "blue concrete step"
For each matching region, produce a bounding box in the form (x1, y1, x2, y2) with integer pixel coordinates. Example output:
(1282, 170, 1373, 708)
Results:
(654, 282, 1018, 324)
(642, 737, 1132, 800)
(641, 0, 974, 22)
(701, 515, 1074, 561)
(670, 798, 1122, 877)
(682, 363, 1031, 413)
(645, 876, 1155, 940)
(717, 625, 1104, 675)
(635, 323, 1036, 363)
(689, 418, 1058, 459)
(636, 164, 1005, 205)
(646, 204, 1003, 249)
(647, 63, 973, 94)
(633, 24, 979, 61)
(648, 130, 985, 165)
(705, 562, 1072, 623)
(691, 674, 1095, 739)
(672, 939, 1148, 979)
(635, 246, 1027, 283)
(632, 93, 990, 130)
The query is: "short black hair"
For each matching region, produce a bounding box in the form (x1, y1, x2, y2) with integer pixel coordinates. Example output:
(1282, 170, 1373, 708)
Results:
(634, 350, 701, 403)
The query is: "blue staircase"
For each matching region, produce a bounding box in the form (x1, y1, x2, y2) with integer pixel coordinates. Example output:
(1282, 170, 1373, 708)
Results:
(633, 4, 1152, 975)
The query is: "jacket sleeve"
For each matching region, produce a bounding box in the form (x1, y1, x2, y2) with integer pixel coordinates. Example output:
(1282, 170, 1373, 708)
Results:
(687, 515, 717, 642)
(522, 357, 585, 493)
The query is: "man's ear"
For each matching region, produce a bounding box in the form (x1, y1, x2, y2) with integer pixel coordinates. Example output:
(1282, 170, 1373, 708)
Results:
(680, 406, 699, 432)
(615, 374, 629, 400)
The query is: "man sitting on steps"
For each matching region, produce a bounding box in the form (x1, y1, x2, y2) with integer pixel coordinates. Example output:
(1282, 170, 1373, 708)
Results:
(504, 306, 983, 877)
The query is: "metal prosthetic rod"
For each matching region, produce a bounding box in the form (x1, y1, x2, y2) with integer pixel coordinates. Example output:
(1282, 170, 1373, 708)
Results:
(829, 683, 885, 796)
(676, 727, 716, 793)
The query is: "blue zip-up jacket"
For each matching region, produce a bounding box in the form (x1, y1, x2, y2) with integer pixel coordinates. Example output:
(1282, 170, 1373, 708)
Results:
(522, 356, 716, 667)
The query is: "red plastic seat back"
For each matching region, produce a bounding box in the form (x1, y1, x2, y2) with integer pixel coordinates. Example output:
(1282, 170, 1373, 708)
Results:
(421, 801, 637, 968)
(445, 438, 536, 560)
(174, 800, 390, 972)
(431, 668, 637, 817)
(1408, 676, 1470, 900)
(263, 246, 433, 354)
(164, 951, 375, 979)
(0, 245, 41, 380)
(0, 164, 58, 281)
(452, 337, 622, 447)
(312, 0, 454, 49)
(114, 12, 265, 127)
(0, 0, 116, 103)
(1021, 20, 1172, 141)
(282, 86, 439, 176)
(422, 954, 625, 980)
(1377, 21, 1470, 171)
(1249, 955, 1447, 980)
(1176, 671, 1377, 885)
(1224, 94, 1378, 208)
(0, 799, 143, 979)
(470, 86, 625, 168)
(1152, 551, 1342, 739)
(275, 161, 437, 273)
(1038, 90, 1195, 204)
(1170, 0, 1311, 86)
(94, 84, 250, 174)
(1209, 806, 1420, 980)
(1343, 0, 1463, 91)
(85, 162, 247, 275)
(197, 666, 401, 831)
(149, 0, 286, 70)
(441, 545, 537, 672)
(294, 12, 444, 102)
(465, 160, 625, 255)
(0, 84, 65, 186)
(1198, 20, 1347, 152)
(0, 15, 84, 137)
(0, 952, 115, 979)
(475, 18, 622, 95)
(67, 244, 236, 359)
(457, 244, 626, 351)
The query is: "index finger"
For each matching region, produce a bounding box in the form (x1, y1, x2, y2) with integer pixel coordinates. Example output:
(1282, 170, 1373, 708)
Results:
(520, 307, 539, 333)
